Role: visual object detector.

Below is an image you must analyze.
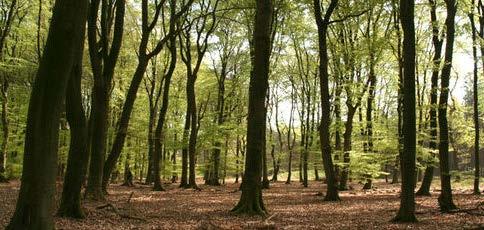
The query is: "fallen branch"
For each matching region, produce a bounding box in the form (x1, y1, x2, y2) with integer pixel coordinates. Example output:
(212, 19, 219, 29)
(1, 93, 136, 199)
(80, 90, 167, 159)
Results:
(96, 203, 146, 221)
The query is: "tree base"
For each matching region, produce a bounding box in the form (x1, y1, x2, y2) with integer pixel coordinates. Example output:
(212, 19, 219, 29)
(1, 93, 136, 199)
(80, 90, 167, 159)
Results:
(262, 180, 270, 189)
(392, 213, 418, 223)
(323, 192, 341, 202)
(57, 205, 86, 219)
(438, 196, 457, 213)
(231, 198, 267, 216)
(362, 180, 372, 190)
(153, 184, 165, 191)
(205, 179, 221, 186)
(415, 190, 431, 197)
(84, 189, 105, 201)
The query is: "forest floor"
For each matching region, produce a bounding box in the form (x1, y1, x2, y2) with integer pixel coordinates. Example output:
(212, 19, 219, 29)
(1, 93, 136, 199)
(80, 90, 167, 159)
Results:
(1, 179, 483, 229)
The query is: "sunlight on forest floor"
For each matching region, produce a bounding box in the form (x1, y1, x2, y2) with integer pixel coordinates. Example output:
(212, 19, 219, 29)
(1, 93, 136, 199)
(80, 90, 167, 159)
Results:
(1, 180, 483, 229)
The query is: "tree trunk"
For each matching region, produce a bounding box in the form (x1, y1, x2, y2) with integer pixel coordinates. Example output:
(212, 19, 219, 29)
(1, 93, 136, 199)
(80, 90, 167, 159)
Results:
(85, 0, 125, 201)
(231, 0, 272, 215)
(393, 0, 417, 222)
(416, 0, 442, 197)
(469, 2, 481, 195)
(58, 26, 89, 219)
(313, 0, 340, 201)
(153, 23, 177, 191)
(339, 108, 356, 191)
(102, 58, 148, 192)
(437, 0, 457, 212)
(187, 77, 199, 189)
(180, 108, 190, 188)
(7, 0, 87, 228)
(0, 78, 8, 183)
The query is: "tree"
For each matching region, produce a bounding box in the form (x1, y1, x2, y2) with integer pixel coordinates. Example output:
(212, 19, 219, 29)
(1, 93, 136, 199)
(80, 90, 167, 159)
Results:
(0, 0, 18, 183)
(392, 0, 417, 222)
(437, 0, 457, 212)
(416, 0, 443, 196)
(179, 0, 219, 189)
(231, 0, 272, 216)
(102, 0, 194, 193)
(85, 0, 125, 200)
(57, 21, 89, 218)
(313, 0, 340, 201)
(6, 0, 88, 227)
(152, 0, 179, 191)
(468, 0, 480, 195)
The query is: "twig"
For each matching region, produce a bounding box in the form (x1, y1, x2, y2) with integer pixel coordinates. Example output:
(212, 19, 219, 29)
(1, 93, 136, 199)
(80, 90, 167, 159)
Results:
(127, 192, 134, 204)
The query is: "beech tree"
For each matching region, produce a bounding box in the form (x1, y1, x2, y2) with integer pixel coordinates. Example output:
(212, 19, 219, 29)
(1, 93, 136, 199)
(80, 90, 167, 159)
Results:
(393, 0, 417, 222)
(6, 0, 88, 228)
(313, 0, 340, 201)
(84, 0, 126, 200)
(437, 0, 457, 212)
(231, 0, 272, 216)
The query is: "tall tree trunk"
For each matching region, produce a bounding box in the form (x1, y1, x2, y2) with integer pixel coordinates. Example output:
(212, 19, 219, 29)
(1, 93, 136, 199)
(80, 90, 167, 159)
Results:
(0, 78, 8, 182)
(313, 0, 340, 201)
(7, 0, 87, 228)
(180, 108, 190, 188)
(469, 1, 481, 195)
(339, 108, 356, 190)
(102, 58, 148, 192)
(153, 19, 177, 191)
(85, 0, 125, 200)
(231, 0, 272, 215)
(0, 0, 18, 183)
(187, 77, 199, 189)
(437, 0, 457, 212)
(393, 0, 417, 222)
(416, 0, 443, 196)
(58, 26, 89, 219)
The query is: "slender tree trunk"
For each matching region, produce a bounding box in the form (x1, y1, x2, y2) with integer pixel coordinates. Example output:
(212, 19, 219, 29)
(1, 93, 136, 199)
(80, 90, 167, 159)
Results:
(339, 109, 356, 190)
(180, 109, 190, 188)
(7, 0, 87, 228)
(313, 0, 340, 201)
(187, 77, 199, 189)
(85, 0, 125, 200)
(416, 0, 443, 196)
(58, 26, 89, 218)
(102, 58, 148, 192)
(0, 0, 17, 182)
(235, 135, 240, 183)
(469, 2, 481, 195)
(393, 0, 417, 222)
(262, 129, 270, 189)
(153, 23, 177, 191)
(0, 79, 8, 182)
(437, 0, 457, 212)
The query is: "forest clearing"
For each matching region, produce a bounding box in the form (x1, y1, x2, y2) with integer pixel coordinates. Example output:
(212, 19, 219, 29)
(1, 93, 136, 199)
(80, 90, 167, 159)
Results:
(1, 180, 483, 229)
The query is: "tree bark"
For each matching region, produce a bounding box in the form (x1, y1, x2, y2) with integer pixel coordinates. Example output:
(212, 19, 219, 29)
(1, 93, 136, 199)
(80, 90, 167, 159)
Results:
(437, 0, 457, 212)
(85, 0, 125, 200)
(231, 0, 272, 215)
(393, 0, 417, 222)
(416, 0, 443, 196)
(7, 0, 87, 228)
(469, 0, 481, 195)
(313, 0, 340, 201)
(57, 24, 89, 219)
